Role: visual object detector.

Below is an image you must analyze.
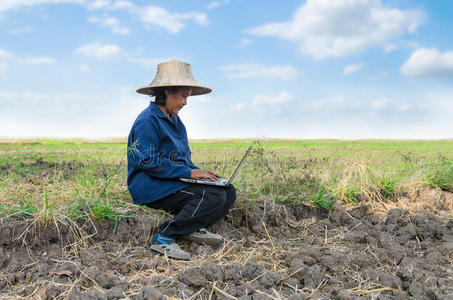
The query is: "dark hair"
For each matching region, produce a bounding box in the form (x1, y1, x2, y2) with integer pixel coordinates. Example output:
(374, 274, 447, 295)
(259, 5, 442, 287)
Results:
(153, 86, 181, 106)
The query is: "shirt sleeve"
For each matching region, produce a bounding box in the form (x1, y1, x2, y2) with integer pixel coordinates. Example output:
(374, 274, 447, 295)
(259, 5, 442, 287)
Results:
(128, 119, 192, 179)
(187, 150, 199, 170)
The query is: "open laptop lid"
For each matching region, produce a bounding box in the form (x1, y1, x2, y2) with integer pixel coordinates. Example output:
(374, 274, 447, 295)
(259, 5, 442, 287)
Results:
(227, 145, 252, 184)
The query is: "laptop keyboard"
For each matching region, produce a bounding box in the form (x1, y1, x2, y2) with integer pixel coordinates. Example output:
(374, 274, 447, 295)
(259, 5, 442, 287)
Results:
(198, 178, 228, 183)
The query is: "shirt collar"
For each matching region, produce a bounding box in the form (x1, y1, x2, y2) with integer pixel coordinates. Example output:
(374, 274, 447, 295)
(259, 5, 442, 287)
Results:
(149, 101, 178, 123)
(150, 101, 169, 120)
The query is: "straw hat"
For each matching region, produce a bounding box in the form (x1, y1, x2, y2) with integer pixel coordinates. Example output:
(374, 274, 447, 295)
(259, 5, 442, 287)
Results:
(136, 60, 212, 96)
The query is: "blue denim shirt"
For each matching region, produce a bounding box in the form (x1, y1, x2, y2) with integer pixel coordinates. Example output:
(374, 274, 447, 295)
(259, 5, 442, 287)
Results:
(127, 102, 198, 204)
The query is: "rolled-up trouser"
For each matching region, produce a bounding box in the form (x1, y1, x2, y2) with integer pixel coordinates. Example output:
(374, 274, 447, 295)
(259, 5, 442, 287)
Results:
(147, 184, 236, 239)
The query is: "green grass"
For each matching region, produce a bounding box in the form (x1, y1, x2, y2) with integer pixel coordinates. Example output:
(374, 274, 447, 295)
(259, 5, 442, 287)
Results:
(427, 165, 453, 192)
(65, 196, 133, 233)
(0, 200, 37, 219)
(0, 138, 452, 220)
(312, 188, 336, 210)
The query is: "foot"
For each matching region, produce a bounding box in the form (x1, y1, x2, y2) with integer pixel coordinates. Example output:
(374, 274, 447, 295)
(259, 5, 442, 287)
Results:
(151, 233, 191, 260)
(182, 228, 223, 245)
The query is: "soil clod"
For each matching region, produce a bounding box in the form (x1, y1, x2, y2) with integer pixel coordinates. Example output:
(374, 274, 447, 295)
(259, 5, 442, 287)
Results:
(0, 201, 452, 299)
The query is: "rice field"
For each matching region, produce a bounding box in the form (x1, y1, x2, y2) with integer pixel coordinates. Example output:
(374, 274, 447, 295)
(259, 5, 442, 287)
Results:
(0, 138, 452, 219)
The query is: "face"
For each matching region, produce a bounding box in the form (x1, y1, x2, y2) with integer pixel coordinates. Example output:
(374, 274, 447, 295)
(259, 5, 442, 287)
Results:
(164, 87, 192, 115)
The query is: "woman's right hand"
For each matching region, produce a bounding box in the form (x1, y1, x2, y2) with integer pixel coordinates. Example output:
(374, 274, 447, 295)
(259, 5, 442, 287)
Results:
(190, 169, 220, 181)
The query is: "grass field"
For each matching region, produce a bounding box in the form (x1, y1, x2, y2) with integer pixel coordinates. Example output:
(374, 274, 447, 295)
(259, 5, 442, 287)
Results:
(1, 138, 452, 299)
(0, 138, 452, 222)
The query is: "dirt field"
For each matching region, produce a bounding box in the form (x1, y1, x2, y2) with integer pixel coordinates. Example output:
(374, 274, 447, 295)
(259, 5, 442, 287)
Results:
(1, 194, 452, 299)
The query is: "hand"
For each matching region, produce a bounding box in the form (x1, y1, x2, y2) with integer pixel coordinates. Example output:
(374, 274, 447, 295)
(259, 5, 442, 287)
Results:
(190, 169, 220, 181)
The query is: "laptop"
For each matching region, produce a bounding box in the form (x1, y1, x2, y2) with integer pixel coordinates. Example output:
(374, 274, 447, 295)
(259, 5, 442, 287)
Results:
(180, 145, 252, 186)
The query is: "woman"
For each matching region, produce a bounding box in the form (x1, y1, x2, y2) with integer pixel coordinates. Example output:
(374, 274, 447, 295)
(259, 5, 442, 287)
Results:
(127, 60, 236, 260)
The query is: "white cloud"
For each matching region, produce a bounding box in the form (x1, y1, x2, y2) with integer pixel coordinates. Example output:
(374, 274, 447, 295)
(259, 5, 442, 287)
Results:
(230, 102, 247, 112)
(231, 91, 295, 112)
(87, 0, 110, 10)
(311, 95, 347, 109)
(247, 0, 424, 59)
(87, 0, 137, 11)
(0, 49, 12, 59)
(112, 0, 135, 11)
(78, 64, 89, 71)
(238, 38, 253, 47)
(18, 56, 56, 64)
(384, 41, 419, 53)
(76, 42, 122, 59)
(87, 16, 100, 21)
(138, 6, 208, 34)
(0, 0, 84, 12)
(0, 48, 56, 65)
(252, 91, 294, 105)
(0, 89, 145, 137)
(0, 0, 207, 35)
(384, 44, 398, 53)
(2, 88, 453, 139)
(181, 90, 453, 139)
(0, 62, 7, 71)
(127, 57, 174, 69)
(74, 45, 174, 67)
(371, 98, 390, 110)
(370, 98, 418, 114)
(88, 1, 208, 34)
(221, 63, 300, 82)
(111, 26, 130, 35)
(365, 71, 388, 80)
(190, 94, 213, 103)
(343, 62, 364, 75)
(397, 104, 411, 112)
(207, 0, 230, 10)
(401, 48, 453, 78)
(88, 15, 130, 35)
(9, 26, 34, 35)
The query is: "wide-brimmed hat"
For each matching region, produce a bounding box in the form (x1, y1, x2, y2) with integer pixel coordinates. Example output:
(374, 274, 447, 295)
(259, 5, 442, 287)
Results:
(136, 60, 212, 96)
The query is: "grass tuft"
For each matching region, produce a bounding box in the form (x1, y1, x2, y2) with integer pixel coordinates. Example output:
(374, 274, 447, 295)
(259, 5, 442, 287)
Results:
(378, 175, 400, 198)
(333, 185, 361, 204)
(312, 188, 336, 210)
(39, 190, 57, 224)
(427, 166, 453, 192)
(0, 200, 37, 219)
(66, 197, 132, 233)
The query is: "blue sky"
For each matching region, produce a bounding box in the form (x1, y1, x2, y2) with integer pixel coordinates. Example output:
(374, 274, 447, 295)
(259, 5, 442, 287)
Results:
(1, 0, 452, 139)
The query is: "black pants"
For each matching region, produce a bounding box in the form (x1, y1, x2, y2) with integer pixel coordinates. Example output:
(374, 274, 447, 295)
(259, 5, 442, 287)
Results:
(147, 184, 236, 239)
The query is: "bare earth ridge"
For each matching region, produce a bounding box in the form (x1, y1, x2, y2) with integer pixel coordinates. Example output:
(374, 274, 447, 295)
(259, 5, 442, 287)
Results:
(0, 199, 452, 299)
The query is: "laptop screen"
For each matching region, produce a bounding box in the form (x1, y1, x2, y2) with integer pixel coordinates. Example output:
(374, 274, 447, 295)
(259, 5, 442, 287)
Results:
(227, 145, 252, 184)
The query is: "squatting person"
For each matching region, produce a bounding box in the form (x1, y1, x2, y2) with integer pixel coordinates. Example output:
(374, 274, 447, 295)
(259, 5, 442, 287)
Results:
(127, 60, 236, 260)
